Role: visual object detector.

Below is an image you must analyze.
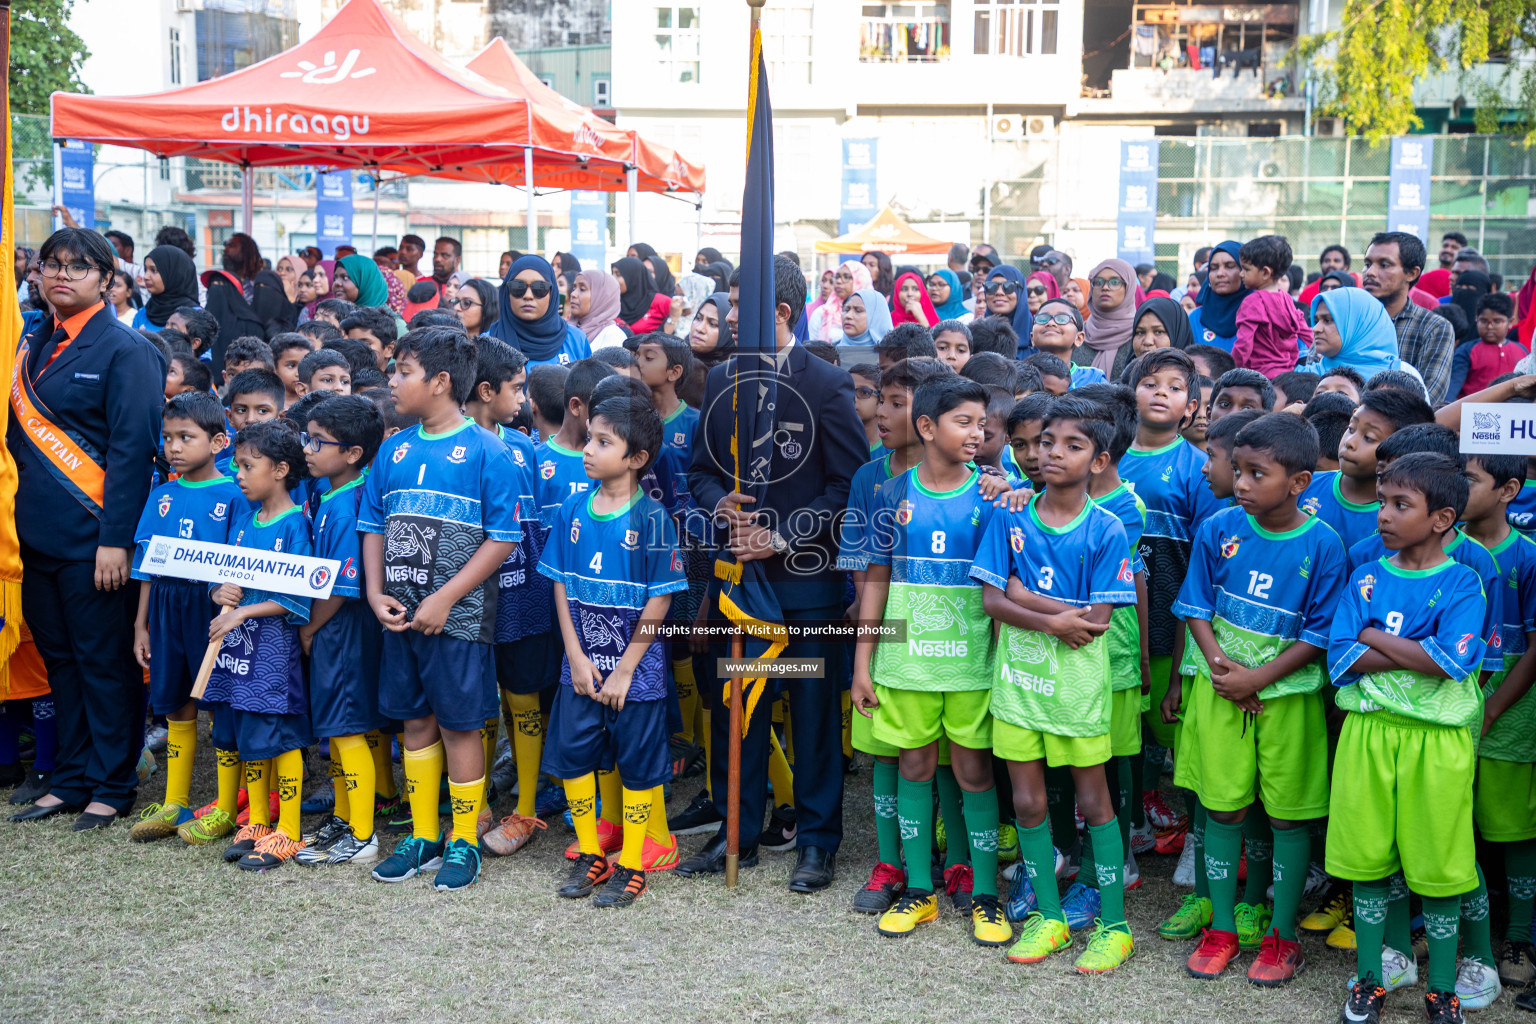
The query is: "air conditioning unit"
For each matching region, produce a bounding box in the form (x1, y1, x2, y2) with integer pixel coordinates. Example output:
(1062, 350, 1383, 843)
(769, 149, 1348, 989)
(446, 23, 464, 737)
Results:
(1023, 115, 1055, 136)
(1257, 159, 1283, 179)
(175, 0, 195, 11)
(1314, 116, 1344, 137)
(990, 115, 1023, 140)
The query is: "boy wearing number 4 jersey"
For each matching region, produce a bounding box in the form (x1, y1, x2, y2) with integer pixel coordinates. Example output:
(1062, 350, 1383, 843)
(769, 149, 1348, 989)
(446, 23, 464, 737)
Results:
(1170, 413, 1347, 986)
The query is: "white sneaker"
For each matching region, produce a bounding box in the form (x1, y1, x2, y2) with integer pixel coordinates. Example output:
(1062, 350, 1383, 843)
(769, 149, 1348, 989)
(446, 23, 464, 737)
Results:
(1347, 946, 1418, 992)
(1267, 859, 1331, 903)
(323, 831, 380, 865)
(1173, 839, 1197, 887)
(1056, 840, 1080, 881)
(1124, 848, 1141, 889)
(1456, 957, 1503, 1010)
(1001, 861, 1023, 882)
(1129, 821, 1157, 855)
(146, 723, 169, 753)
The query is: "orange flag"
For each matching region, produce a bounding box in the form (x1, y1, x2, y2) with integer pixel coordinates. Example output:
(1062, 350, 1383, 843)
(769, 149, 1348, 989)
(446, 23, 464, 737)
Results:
(0, 90, 29, 694)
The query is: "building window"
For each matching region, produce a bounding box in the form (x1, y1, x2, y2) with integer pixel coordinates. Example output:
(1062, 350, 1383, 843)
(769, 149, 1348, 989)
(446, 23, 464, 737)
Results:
(169, 27, 182, 85)
(764, 0, 813, 86)
(859, 3, 951, 63)
(1041, 10, 1057, 54)
(654, 6, 701, 84)
(593, 78, 611, 107)
(973, 0, 1038, 57)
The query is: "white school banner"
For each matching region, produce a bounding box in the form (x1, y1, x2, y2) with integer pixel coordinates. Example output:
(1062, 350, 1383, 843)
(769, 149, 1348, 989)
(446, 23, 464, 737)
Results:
(141, 535, 341, 599)
(1459, 403, 1536, 456)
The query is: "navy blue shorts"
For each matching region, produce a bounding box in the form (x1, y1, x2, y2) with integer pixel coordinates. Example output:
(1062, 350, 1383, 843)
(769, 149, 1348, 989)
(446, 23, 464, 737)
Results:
(209, 702, 236, 750)
(494, 630, 561, 696)
(309, 600, 386, 738)
(541, 685, 670, 791)
(379, 629, 497, 733)
(147, 579, 216, 715)
(232, 707, 313, 762)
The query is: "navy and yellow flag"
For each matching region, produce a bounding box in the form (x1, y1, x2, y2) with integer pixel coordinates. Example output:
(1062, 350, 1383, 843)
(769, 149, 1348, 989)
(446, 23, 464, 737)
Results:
(715, 16, 787, 734)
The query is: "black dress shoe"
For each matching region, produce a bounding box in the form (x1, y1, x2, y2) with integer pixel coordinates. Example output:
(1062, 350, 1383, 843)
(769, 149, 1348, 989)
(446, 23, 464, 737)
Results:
(9, 771, 50, 805)
(788, 844, 836, 893)
(10, 800, 82, 822)
(73, 809, 121, 831)
(676, 831, 759, 877)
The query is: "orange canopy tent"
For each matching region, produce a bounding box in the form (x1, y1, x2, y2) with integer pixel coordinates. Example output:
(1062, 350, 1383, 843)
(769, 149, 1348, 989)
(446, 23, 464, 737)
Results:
(813, 207, 952, 255)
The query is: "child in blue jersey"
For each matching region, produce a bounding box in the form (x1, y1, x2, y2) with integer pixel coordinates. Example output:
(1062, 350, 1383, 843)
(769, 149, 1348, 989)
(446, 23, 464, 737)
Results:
(851, 363, 884, 456)
(1207, 368, 1274, 421)
(203, 421, 314, 871)
(1171, 413, 1348, 985)
(535, 357, 617, 527)
(624, 331, 698, 467)
(1460, 451, 1536, 1003)
(853, 375, 1007, 947)
(290, 395, 390, 867)
(465, 338, 553, 856)
(217, 369, 284, 477)
(360, 327, 522, 893)
(971, 395, 1138, 974)
(539, 392, 687, 908)
(128, 392, 244, 844)
(1330, 453, 1487, 1024)
(1005, 393, 1053, 492)
(1299, 386, 1433, 551)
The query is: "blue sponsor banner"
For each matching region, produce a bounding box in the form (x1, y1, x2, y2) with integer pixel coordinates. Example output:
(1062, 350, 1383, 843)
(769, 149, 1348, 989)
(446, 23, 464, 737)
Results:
(55, 139, 95, 230)
(1387, 136, 1434, 241)
(839, 138, 878, 261)
(315, 169, 353, 256)
(1116, 139, 1157, 267)
(569, 190, 608, 271)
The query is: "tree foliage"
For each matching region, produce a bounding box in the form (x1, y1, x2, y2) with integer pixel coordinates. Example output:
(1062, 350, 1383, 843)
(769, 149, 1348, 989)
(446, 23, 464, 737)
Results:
(9, 0, 91, 116)
(1297, 0, 1536, 142)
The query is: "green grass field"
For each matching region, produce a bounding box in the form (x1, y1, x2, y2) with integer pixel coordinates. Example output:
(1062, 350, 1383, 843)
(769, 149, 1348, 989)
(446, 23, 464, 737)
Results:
(0, 738, 1528, 1024)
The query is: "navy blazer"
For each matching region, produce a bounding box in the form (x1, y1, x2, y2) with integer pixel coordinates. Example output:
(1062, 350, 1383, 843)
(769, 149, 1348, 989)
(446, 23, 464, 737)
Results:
(687, 342, 865, 611)
(7, 305, 166, 562)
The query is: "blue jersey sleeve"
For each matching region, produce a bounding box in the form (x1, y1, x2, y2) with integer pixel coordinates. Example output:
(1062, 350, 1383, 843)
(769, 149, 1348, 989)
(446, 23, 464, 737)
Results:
(644, 505, 688, 598)
(357, 456, 387, 534)
(1172, 515, 1219, 622)
(1189, 464, 1227, 530)
(479, 444, 523, 545)
(1423, 570, 1488, 681)
(536, 500, 571, 584)
(1328, 566, 1374, 686)
(1519, 547, 1536, 637)
(1300, 531, 1348, 649)
(836, 463, 880, 572)
(130, 490, 163, 578)
(315, 507, 363, 600)
(1476, 552, 1505, 671)
(969, 508, 1016, 591)
(1088, 514, 1136, 606)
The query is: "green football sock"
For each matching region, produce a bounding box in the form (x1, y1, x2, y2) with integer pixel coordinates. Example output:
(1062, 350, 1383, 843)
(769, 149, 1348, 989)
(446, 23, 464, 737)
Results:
(935, 765, 968, 870)
(1506, 840, 1536, 943)
(963, 787, 1000, 898)
(1353, 879, 1390, 985)
(1079, 804, 1100, 890)
(1386, 873, 1412, 956)
(897, 773, 935, 893)
(1190, 797, 1210, 900)
(1422, 894, 1462, 993)
(1129, 747, 1146, 829)
(1270, 824, 1310, 941)
(872, 759, 901, 868)
(1019, 820, 1064, 923)
(1045, 765, 1076, 857)
(1204, 818, 1244, 933)
(1116, 757, 1133, 852)
(1460, 865, 1494, 967)
(1242, 811, 1274, 907)
(1087, 819, 1129, 933)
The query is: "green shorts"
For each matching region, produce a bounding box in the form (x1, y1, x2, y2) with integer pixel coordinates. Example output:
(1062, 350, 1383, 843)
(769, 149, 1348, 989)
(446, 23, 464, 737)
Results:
(1111, 687, 1142, 757)
(1325, 710, 1477, 897)
(852, 702, 898, 758)
(872, 685, 992, 752)
(1475, 757, 1536, 842)
(1145, 654, 1181, 749)
(1171, 674, 1328, 819)
(993, 719, 1111, 768)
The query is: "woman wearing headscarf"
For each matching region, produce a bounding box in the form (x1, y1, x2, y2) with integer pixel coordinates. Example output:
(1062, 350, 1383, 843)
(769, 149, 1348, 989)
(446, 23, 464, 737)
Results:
(1064, 276, 1091, 319)
(1025, 271, 1060, 315)
(486, 254, 592, 368)
(553, 251, 581, 276)
(451, 277, 500, 335)
(700, 259, 733, 295)
(333, 253, 390, 307)
(926, 268, 971, 323)
(1129, 296, 1195, 359)
(567, 270, 628, 349)
(1305, 287, 1426, 397)
(671, 272, 713, 340)
(807, 269, 835, 323)
(983, 265, 1035, 356)
(1317, 270, 1355, 294)
(134, 243, 200, 330)
(1075, 258, 1140, 378)
(1449, 270, 1492, 326)
(628, 242, 661, 265)
(891, 271, 939, 328)
(841, 287, 893, 346)
(1417, 266, 1452, 300)
(1187, 241, 1251, 351)
(693, 247, 724, 273)
(274, 255, 303, 304)
(810, 259, 872, 343)
(613, 256, 671, 332)
(681, 291, 735, 407)
(861, 251, 895, 299)
(645, 255, 676, 301)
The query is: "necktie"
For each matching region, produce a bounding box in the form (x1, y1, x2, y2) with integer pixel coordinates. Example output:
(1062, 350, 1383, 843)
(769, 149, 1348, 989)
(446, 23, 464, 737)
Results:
(33, 326, 68, 382)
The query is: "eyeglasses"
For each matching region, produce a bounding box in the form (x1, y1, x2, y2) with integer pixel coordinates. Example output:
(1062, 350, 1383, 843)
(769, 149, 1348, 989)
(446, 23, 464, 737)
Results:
(1026, 286, 1047, 297)
(1090, 277, 1125, 290)
(1039, 255, 1065, 267)
(38, 259, 96, 281)
(1033, 312, 1078, 327)
(297, 432, 352, 454)
(854, 386, 879, 400)
(983, 281, 1020, 296)
(506, 279, 552, 299)
(451, 297, 481, 309)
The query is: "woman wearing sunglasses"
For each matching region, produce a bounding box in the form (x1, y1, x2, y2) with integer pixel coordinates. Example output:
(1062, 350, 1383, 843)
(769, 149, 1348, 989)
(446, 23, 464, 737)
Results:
(451, 278, 499, 336)
(1025, 271, 1060, 316)
(1031, 298, 1107, 389)
(484, 254, 591, 369)
(982, 265, 1035, 356)
(1078, 258, 1144, 380)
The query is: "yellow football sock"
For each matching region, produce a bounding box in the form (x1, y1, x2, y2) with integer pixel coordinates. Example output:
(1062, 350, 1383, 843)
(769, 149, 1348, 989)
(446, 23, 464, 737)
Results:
(841, 689, 853, 759)
(478, 717, 499, 815)
(768, 727, 795, 808)
(783, 704, 795, 768)
(333, 733, 375, 840)
(564, 773, 599, 855)
(215, 747, 241, 817)
(509, 691, 543, 818)
(598, 768, 622, 827)
(620, 786, 651, 870)
(328, 755, 350, 824)
(402, 740, 445, 842)
(674, 657, 697, 744)
(366, 730, 397, 799)
(700, 709, 713, 797)
(450, 775, 484, 848)
(274, 748, 304, 841)
(164, 718, 197, 809)
(647, 785, 671, 844)
(246, 759, 272, 827)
